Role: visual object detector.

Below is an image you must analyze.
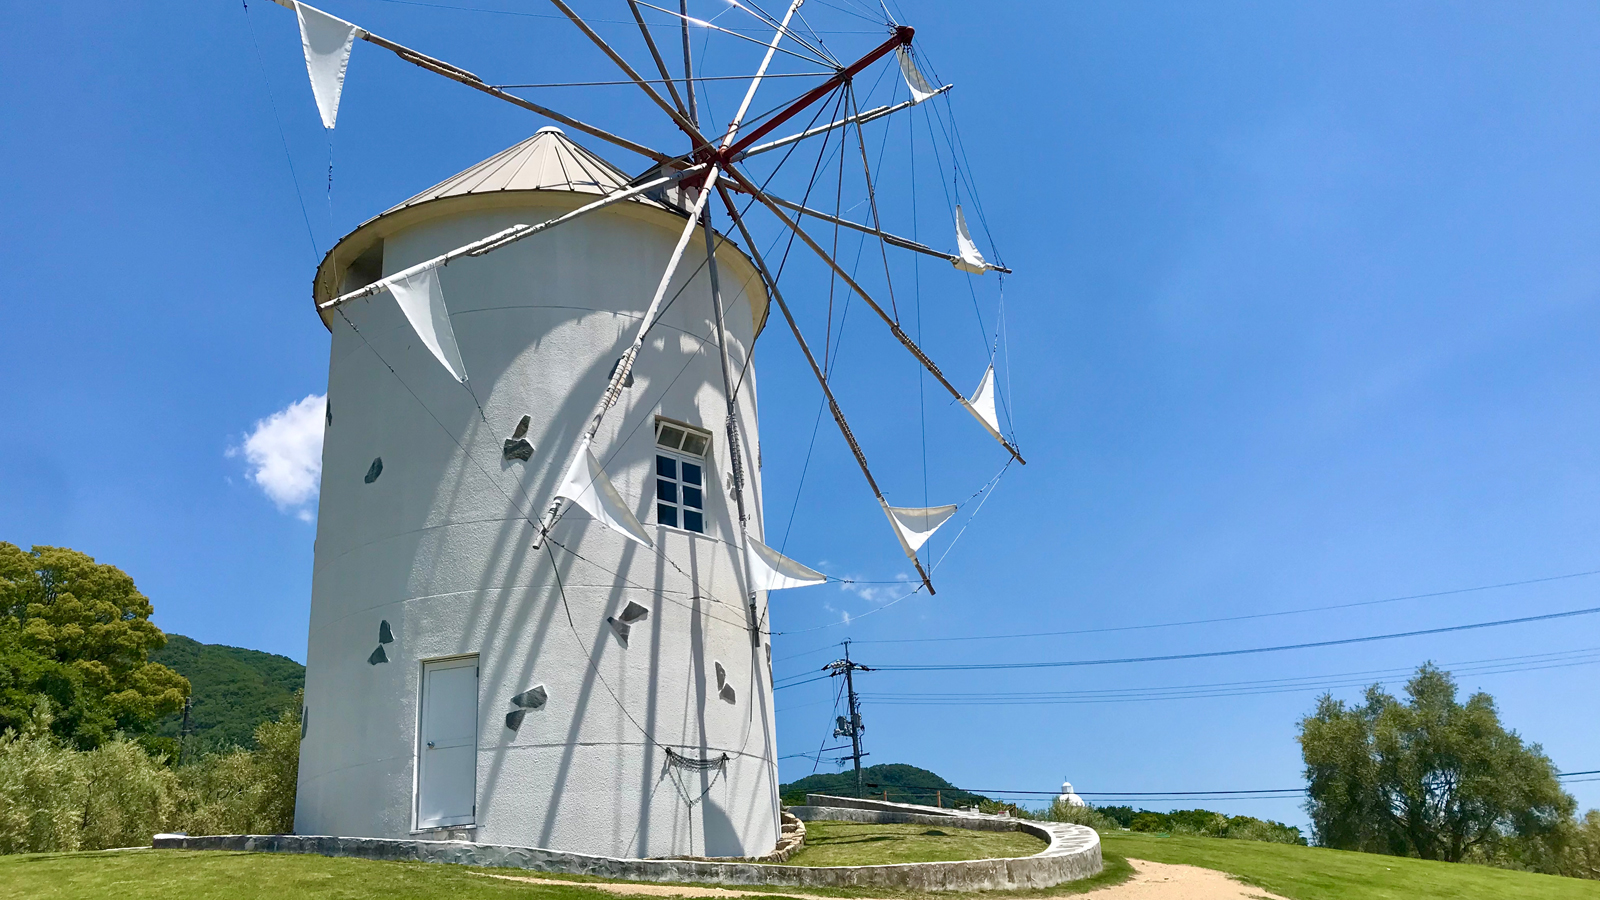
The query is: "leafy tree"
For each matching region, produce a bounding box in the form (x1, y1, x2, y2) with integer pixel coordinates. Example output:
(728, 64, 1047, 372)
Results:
(1299, 663, 1574, 865)
(0, 543, 189, 748)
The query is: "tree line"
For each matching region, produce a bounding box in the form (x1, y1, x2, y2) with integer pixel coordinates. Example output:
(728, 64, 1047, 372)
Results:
(0, 543, 298, 853)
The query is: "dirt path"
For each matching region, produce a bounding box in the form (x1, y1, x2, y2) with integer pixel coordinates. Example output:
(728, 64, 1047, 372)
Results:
(473, 858, 1288, 900)
(1078, 859, 1288, 899)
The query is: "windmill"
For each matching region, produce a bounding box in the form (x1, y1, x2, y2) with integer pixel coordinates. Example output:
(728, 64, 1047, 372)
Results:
(268, 0, 1021, 858)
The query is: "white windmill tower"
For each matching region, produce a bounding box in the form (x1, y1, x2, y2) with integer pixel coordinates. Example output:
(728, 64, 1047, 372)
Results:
(270, 0, 1023, 859)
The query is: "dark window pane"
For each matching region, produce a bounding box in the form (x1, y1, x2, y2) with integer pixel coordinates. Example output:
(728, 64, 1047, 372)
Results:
(656, 455, 676, 478)
(657, 426, 685, 450)
(683, 510, 704, 533)
(682, 486, 703, 509)
(682, 433, 708, 456)
(681, 462, 702, 486)
(657, 503, 678, 527)
(656, 480, 677, 503)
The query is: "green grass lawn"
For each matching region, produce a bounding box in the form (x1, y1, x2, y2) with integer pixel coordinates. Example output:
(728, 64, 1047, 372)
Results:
(0, 849, 610, 900)
(1103, 831, 1600, 900)
(775, 821, 1045, 867)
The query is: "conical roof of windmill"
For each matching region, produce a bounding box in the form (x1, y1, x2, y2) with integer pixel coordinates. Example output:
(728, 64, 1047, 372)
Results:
(382, 127, 676, 215)
(311, 127, 727, 319)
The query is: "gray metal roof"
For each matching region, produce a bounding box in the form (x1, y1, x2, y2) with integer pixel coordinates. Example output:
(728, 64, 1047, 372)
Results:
(380, 126, 673, 215)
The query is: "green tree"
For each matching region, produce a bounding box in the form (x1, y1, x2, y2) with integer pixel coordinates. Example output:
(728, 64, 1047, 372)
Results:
(0, 543, 189, 748)
(1299, 663, 1574, 866)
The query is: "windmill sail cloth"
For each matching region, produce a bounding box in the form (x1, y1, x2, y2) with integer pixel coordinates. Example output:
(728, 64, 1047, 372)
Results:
(295, 1, 362, 129)
(896, 47, 940, 104)
(744, 537, 826, 591)
(385, 265, 467, 383)
(556, 438, 654, 548)
(953, 205, 990, 274)
(959, 365, 1004, 441)
(881, 502, 958, 559)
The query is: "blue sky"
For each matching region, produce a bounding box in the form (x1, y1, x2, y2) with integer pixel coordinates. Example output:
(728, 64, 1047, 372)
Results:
(4, 0, 1600, 829)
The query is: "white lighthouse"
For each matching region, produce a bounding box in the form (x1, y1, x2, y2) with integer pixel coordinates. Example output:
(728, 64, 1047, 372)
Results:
(293, 127, 779, 859)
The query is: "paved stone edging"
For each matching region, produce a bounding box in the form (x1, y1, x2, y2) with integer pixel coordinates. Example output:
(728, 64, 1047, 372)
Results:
(150, 797, 1100, 891)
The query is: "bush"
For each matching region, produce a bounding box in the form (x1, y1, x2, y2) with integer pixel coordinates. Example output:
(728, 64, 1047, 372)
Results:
(1564, 810, 1600, 880)
(1123, 807, 1306, 844)
(0, 700, 86, 853)
(80, 735, 181, 850)
(0, 694, 301, 854)
(1034, 800, 1121, 832)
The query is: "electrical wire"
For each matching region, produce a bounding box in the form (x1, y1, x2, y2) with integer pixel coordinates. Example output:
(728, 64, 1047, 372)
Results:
(869, 605, 1600, 672)
(862, 647, 1600, 705)
(850, 567, 1600, 646)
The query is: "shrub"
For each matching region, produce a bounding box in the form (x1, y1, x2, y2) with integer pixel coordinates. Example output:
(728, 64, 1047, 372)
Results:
(1564, 810, 1600, 880)
(0, 693, 301, 853)
(0, 700, 86, 853)
(80, 735, 181, 850)
(1035, 800, 1121, 832)
(176, 696, 300, 836)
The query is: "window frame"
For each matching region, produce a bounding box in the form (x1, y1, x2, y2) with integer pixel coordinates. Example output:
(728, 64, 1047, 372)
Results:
(653, 418, 712, 535)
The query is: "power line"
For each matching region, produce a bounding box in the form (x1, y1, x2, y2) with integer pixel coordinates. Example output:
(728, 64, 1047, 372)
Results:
(869, 605, 1600, 672)
(834, 769, 1600, 803)
(862, 647, 1600, 705)
(848, 567, 1600, 646)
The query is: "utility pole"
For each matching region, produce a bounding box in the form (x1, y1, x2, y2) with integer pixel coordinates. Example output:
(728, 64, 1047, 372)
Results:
(177, 696, 193, 766)
(824, 641, 872, 798)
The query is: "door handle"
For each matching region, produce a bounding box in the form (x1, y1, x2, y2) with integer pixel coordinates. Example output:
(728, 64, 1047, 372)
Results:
(427, 741, 435, 748)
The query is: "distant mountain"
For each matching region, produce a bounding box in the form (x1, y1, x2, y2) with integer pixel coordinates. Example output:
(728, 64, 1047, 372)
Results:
(150, 634, 304, 753)
(780, 763, 988, 808)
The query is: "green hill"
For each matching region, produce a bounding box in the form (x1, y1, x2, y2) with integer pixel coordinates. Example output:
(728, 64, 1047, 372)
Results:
(150, 635, 304, 753)
(780, 763, 988, 808)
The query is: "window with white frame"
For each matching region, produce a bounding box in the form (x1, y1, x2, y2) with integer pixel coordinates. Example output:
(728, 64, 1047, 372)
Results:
(654, 419, 711, 533)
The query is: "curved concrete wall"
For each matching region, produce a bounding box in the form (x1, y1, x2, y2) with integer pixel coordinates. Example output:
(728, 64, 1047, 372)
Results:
(294, 190, 779, 859)
(160, 797, 1102, 891)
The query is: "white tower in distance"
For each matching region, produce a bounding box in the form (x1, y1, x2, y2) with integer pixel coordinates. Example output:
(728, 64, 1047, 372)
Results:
(294, 128, 778, 859)
(1057, 780, 1086, 808)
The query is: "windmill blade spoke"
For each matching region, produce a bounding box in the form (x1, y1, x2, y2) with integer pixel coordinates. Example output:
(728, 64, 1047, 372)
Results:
(761, 191, 1009, 272)
(632, 1, 837, 69)
(720, 27, 914, 160)
(545, 0, 716, 153)
(733, 92, 947, 162)
(318, 165, 709, 311)
(725, 165, 1026, 465)
(532, 165, 725, 548)
(626, 0, 691, 120)
(263, 1, 673, 164)
(847, 82, 900, 319)
(722, 0, 808, 149)
(717, 186, 937, 595)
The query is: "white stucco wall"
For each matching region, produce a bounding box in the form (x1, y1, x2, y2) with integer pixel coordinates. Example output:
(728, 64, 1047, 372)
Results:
(294, 191, 779, 859)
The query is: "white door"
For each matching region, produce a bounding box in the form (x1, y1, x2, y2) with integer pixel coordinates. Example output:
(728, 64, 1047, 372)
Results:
(417, 656, 478, 829)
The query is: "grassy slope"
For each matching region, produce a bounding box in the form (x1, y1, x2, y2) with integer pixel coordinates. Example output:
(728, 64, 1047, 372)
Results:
(150, 634, 305, 751)
(1103, 832, 1600, 900)
(0, 850, 595, 900)
(776, 821, 1044, 867)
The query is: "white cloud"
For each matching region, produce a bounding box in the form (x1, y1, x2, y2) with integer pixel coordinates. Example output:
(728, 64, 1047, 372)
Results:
(231, 393, 326, 519)
(835, 572, 912, 605)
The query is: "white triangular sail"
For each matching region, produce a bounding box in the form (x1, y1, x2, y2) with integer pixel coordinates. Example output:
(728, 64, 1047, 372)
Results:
(385, 264, 467, 383)
(881, 502, 958, 559)
(953, 205, 990, 274)
(555, 438, 654, 548)
(960, 365, 1003, 441)
(896, 46, 940, 104)
(295, 1, 362, 129)
(744, 537, 827, 591)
